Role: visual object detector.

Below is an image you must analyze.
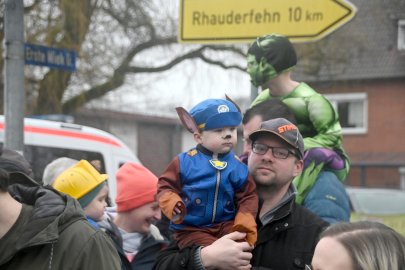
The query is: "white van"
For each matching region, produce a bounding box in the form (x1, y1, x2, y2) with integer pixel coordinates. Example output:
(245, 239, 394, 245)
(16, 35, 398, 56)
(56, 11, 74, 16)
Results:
(0, 115, 140, 203)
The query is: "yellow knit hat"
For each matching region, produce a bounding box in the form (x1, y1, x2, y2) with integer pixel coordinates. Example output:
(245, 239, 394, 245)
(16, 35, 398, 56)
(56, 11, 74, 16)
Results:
(53, 160, 108, 199)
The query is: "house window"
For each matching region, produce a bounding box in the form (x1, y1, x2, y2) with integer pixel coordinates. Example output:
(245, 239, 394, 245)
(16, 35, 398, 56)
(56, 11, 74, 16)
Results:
(324, 93, 368, 134)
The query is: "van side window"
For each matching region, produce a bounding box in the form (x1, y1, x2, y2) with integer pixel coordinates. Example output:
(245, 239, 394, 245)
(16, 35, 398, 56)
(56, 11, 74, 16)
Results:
(22, 145, 105, 183)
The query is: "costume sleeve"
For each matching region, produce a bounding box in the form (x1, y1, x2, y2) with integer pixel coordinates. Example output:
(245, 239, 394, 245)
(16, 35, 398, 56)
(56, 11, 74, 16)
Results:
(232, 173, 258, 246)
(251, 89, 270, 107)
(304, 94, 343, 150)
(72, 230, 121, 269)
(157, 157, 186, 223)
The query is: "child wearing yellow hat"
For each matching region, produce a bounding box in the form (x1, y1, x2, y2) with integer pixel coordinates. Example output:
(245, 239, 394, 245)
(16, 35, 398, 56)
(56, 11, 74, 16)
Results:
(52, 159, 109, 228)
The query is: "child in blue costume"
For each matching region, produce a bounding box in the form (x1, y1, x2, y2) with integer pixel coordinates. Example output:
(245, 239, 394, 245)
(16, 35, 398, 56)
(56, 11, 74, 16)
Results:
(158, 97, 258, 248)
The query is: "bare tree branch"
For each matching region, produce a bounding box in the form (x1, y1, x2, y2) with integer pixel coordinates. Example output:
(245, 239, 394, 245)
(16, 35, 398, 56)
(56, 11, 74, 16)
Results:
(205, 45, 247, 58)
(198, 54, 245, 72)
(15, 1, 250, 114)
(62, 42, 245, 113)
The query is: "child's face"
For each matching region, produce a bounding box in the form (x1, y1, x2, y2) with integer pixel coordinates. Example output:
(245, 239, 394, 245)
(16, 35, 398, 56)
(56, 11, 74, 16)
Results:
(194, 126, 237, 154)
(84, 184, 108, 221)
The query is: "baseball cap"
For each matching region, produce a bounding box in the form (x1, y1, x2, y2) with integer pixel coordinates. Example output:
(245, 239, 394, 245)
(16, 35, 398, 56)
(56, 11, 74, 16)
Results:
(249, 118, 304, 159)
(190, 99, 242, 131)
(247, 34, 297, 87)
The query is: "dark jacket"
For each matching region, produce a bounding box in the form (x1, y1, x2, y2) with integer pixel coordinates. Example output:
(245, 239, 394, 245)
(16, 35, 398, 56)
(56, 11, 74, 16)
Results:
(153, 190, 328, 270)
(0, 184, 121, 270)
(252, 196, 328, 269)
(102, 217, 169, 270)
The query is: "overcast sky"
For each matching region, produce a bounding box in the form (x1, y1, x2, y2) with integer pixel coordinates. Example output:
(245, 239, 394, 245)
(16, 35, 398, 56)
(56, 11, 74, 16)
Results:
(87, 0, 253, 118)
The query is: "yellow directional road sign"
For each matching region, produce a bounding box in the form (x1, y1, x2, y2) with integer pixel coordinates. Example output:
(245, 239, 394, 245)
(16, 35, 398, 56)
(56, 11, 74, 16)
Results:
(179, 0, 357, 43)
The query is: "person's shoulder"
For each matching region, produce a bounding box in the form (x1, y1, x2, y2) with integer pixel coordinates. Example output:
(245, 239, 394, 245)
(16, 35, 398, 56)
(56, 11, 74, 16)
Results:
(296, 83, 333, 104)
(291, 83, 318, 97)
(180, 147, 199, 158)
(64, 218, 121, 255)
(60, 216, 100, 238)
(251, 89, 271, 107)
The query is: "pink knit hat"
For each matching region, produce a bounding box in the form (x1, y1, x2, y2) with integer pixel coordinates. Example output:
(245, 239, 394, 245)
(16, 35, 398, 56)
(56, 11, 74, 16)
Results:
(115, 162, 158, 212)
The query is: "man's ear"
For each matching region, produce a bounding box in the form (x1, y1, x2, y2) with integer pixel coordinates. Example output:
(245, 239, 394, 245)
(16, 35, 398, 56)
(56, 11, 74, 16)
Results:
(292, 159, 304, 177)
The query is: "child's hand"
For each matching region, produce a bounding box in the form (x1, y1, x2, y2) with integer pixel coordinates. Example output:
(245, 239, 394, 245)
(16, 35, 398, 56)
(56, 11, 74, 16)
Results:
(172, 202, 185, 223)
(173, 202, 183, 216)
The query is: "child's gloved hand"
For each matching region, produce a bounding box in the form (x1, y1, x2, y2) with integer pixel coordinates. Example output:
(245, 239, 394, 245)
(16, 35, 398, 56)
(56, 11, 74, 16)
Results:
(232, 212, 257, 247)
(172, 202, 186, 223)
(158, 191, 187, 224)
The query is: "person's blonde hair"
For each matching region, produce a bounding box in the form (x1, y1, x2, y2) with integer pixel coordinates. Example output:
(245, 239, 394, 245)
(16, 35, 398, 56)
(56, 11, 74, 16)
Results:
(320, 221, 405, 270)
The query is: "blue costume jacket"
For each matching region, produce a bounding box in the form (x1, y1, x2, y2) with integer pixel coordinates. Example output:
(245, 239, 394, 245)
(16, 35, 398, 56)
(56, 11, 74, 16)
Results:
(173, 145, 249, 230)
(158, 144, 258, 233)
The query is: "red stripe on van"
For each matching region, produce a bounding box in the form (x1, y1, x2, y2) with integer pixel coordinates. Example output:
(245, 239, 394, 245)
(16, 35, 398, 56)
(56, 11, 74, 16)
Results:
(0, 123, 122, 147)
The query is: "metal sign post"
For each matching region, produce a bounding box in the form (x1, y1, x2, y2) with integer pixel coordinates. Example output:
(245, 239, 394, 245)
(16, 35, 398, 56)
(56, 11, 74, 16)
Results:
(4, 0, 25, 152)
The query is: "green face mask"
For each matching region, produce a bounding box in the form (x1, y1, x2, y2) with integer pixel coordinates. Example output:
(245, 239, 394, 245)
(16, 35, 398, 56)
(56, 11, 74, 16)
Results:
(246, 54, 278, 87)
(246, 34, 297, 87)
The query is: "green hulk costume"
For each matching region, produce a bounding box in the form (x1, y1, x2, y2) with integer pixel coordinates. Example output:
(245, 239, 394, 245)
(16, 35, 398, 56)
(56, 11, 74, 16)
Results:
(247, 34, 350, 205)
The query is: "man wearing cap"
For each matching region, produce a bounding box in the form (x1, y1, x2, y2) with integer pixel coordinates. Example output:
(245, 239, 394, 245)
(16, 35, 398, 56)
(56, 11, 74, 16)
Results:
(247, 33, 350, 218)
(154, 118, 328, 270)
(158, 98, 258, 249)
(242, 99, 350, 224)
(0, 148, 121, 269)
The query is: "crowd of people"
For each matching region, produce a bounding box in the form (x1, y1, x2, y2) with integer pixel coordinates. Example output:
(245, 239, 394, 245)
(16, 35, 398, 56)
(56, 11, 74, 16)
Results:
(1, 33, 404, 270)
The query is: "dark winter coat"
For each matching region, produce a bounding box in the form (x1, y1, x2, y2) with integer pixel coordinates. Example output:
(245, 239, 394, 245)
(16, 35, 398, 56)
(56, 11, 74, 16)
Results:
(153, 189, 328, 270)
(0, 184, 121, 270)
(251, 196, 328, 269)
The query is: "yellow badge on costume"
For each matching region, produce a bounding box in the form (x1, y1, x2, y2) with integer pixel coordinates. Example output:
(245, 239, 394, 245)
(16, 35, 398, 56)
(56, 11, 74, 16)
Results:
(187, 149, 198, 156)
(209, 159, 227, 170)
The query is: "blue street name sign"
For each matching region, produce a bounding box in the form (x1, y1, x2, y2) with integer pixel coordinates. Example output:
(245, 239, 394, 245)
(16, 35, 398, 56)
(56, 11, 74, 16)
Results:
(24, 43, 76, 71)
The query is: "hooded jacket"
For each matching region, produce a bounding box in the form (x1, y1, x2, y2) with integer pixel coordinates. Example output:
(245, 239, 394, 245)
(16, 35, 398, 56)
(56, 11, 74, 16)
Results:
(0, 184, 121, 270)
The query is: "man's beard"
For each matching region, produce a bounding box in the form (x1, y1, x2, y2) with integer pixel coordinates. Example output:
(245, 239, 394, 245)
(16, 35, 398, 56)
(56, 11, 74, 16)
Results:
(254, 177, 278, 191)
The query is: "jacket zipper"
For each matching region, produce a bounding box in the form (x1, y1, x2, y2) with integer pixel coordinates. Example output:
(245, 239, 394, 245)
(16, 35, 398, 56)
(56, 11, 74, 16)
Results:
(211, 154, 220, 223)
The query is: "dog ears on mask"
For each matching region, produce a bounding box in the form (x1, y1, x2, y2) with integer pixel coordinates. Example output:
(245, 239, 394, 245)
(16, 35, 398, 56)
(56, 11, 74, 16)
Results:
(225, 94, 241, 113)
(176, 95, 240, 133)
(176, 107, 199, 133)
